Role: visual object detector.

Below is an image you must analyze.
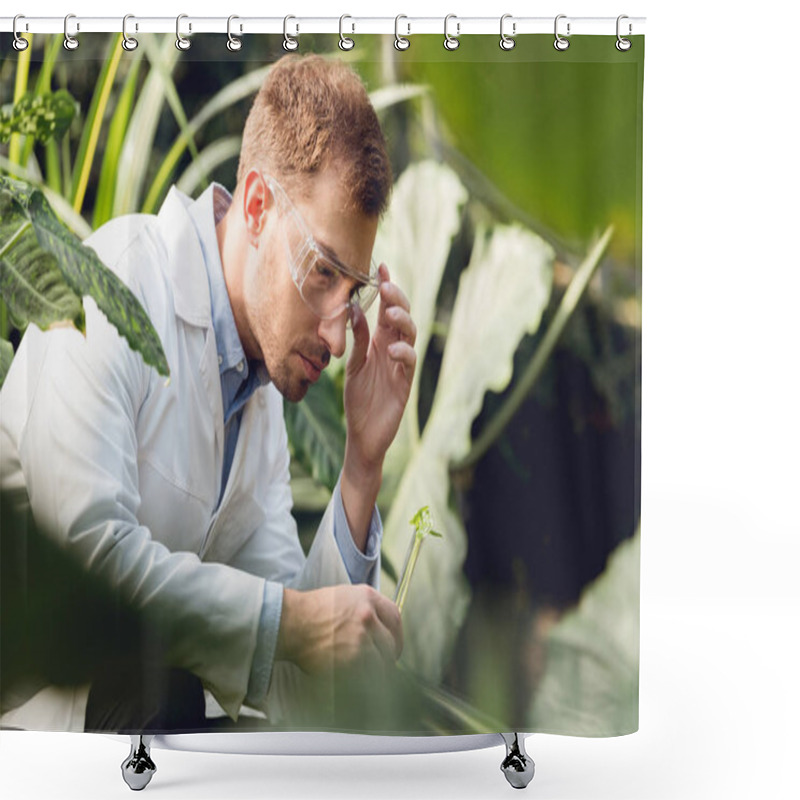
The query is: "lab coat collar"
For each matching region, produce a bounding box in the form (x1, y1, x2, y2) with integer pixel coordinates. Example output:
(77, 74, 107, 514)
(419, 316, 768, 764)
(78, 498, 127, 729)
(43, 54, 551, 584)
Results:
(156, 186, 213, 329)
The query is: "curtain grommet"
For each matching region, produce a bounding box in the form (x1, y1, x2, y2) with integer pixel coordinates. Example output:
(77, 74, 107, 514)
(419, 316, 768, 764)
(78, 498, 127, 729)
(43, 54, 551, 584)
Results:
(394, 15, 410, 51)
(12, 14, 29, 51)
(227, 15, 243, 52)
(444, 14, 460, 51)
(121, 14, 138, 50)
(499, 14, 516, 51)
(339, 14, 355, 51)
(554, 14, 570, 51)
(283, 15, 299, 51)
(63, 14, 79, 51)
(616, 15, 632, 51)
(176, 13, 192, 51)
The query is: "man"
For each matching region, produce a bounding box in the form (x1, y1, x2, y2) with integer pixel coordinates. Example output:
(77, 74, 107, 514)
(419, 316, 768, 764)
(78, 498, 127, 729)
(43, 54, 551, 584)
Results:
(0, 54, 416, 731)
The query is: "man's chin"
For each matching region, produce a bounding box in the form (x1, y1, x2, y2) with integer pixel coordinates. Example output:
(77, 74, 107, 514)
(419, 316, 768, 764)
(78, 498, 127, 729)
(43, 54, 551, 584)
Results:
(274, 375, 310, 404)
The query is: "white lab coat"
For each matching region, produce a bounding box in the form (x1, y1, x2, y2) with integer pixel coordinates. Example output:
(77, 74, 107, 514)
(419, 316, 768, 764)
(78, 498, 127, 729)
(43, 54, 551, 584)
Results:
(0, 187, 363, 731)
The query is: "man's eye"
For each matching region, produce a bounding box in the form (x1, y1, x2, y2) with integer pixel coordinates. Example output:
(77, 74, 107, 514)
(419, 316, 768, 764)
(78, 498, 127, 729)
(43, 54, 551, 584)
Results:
(314, 262, 338, 282)
(349, 283, 365, 301)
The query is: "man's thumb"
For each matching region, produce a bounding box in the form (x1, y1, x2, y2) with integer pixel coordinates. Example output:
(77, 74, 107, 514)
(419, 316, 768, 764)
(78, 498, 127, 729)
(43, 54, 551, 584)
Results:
(347, 304, 369, 375)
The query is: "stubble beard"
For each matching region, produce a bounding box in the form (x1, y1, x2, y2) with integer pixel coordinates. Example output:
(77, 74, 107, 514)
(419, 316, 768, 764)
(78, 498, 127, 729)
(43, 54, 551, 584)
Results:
(258, 322, 310, 403)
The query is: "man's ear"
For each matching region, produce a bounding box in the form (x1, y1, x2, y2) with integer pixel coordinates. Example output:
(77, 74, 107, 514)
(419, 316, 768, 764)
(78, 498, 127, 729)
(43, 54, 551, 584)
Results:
(242, 170, 274, 246)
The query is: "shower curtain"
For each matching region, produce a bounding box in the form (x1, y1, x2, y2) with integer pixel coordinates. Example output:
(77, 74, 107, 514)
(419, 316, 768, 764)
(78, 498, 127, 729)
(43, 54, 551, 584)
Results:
(0, 24, 643, 739)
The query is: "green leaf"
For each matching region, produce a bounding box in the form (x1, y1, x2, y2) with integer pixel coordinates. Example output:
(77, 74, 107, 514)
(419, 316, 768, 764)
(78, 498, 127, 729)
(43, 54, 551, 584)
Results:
(283, 371, 345, 493)
(94, 53, 144, 229)
(142, 63, 273, 215)
(0, 90, 77, 145)
(0, 338, 14, 388)
(114, 36, 180, 217)
(175, 136, 242, 198)
(0, 152, 93, 240)
(0, 189, 85, 334)
(0, 175, 169, 377)
(69, 34, 124, 215)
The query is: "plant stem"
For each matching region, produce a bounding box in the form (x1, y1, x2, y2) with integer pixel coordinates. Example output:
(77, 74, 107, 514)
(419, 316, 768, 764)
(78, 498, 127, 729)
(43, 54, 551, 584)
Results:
(394, 534, 424, 615)
(452, 225, 614, 472)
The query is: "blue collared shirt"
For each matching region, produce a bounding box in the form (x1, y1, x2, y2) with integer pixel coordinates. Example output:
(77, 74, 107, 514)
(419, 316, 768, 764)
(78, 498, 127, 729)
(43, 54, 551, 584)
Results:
(187, 184, 381, 708)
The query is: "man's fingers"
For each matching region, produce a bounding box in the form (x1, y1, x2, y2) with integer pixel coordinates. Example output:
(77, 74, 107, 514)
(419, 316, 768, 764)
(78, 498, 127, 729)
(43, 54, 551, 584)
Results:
(388, 342, 417, 372)
(379, 280, 411, 315)
(346, 303, 370, 375)
(385, 306, 417, 346)
(371, 591, 404, 659)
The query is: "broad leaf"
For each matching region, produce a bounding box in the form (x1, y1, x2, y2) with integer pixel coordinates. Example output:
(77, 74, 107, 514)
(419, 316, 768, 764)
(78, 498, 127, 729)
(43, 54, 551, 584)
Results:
(383, 222, 554, 681)
(0, 338, 14, 388)
(0, 188, 85, 333)
(428, 224, 554, 463)
(0, 176, 169, 377)
(283, 371, 345, 493)
(371, 161, 468, 498)
(0, 90, 77, 144)
(528, 531, 640, 735)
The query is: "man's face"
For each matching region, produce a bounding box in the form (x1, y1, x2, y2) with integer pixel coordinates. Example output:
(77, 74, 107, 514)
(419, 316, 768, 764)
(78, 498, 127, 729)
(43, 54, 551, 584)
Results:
(242, 165, 378, 402)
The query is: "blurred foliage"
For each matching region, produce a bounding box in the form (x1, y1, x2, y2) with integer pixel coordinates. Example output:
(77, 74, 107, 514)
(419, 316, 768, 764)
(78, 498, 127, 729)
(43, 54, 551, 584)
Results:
(399, 35, 644, 264)
(0, 89, 76, 143)
(528, 531, 640, 735)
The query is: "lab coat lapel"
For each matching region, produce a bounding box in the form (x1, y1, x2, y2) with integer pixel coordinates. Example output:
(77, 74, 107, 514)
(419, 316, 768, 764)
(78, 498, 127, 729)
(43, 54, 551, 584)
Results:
(156, 188, 225, 504)
(201, 395, 265, 564)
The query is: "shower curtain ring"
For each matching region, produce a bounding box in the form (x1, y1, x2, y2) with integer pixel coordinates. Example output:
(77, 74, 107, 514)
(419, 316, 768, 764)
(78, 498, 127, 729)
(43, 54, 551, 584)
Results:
(339, 15, 355, 50)
(616, 15, 632, 51)
(176, 14, 191, 51)
(227, 15, 242, 51)
(63, 14, 79, 50)
(121, 14, 138, 50)
(554, 14, 570, 51)
(12, 15, 29, 51)
(444, 14, 460, 51)
(499, 14, 515, 51)
(394, 15, 410, 51)
(283, 15, 299, 51)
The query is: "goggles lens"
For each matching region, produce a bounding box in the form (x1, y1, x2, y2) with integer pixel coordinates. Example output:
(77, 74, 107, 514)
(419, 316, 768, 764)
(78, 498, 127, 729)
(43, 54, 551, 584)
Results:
(268, 176, 380, 322)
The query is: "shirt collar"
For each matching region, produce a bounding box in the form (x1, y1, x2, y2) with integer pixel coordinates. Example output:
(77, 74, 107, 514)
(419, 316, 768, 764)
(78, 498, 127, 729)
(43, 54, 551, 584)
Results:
(187, 183, 269, 386)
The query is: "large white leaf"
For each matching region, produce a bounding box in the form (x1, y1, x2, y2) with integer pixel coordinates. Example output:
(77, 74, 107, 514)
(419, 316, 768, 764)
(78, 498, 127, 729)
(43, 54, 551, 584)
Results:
(427, 223, 554, 463)
(527, 531, 640, 735)
(335, 161, 467, 500)
(378, 162, 466, 497)
(383, 222, 554, 680)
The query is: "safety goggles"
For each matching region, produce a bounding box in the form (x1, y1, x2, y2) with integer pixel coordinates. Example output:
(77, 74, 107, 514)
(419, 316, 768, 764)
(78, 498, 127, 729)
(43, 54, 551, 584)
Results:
(265, 175, 381, 323)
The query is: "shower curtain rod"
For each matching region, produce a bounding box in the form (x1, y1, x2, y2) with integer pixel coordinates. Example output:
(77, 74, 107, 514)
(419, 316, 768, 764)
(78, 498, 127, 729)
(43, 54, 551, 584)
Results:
(1, 15, 645, 37)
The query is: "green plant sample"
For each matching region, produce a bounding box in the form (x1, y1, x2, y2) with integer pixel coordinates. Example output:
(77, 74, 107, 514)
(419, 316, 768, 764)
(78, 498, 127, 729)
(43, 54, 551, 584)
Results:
(394, 506, 442, 615)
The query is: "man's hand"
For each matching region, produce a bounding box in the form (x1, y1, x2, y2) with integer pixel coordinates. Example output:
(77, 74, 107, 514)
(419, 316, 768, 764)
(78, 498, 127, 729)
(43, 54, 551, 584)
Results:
(344, 263, 417, 469)
(276, 585, 403, 675)
(341, 264, 416, 543)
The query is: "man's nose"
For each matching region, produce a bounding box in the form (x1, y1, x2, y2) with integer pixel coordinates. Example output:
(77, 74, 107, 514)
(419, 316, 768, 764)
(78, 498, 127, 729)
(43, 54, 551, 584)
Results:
(317, 311, 347, 359)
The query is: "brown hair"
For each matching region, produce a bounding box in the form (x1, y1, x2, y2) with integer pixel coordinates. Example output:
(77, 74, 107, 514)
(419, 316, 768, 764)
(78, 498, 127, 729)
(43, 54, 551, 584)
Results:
(236, 55, 392, 216)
